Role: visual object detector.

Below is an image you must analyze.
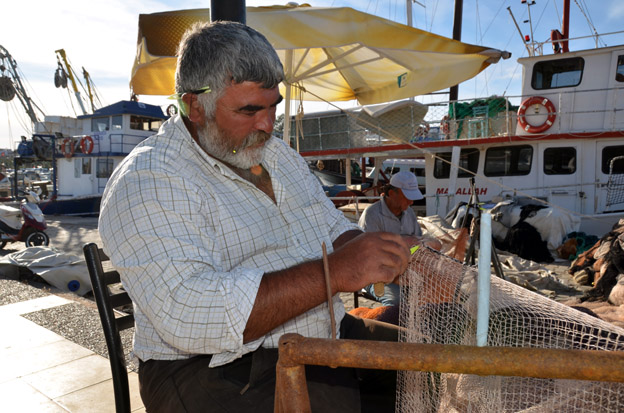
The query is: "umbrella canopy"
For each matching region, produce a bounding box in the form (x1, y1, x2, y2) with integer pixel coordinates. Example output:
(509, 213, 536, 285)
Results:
(130, 4, 509, 105)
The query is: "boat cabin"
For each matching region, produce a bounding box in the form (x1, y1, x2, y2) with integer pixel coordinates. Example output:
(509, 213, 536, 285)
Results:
(25, 100, 167, 215)
(424, 44, 624, 236)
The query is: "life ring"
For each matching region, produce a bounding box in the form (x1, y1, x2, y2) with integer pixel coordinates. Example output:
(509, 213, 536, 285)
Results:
(517, 96, 557, 134)
(61, 138, 75, 158)
(80, 136, 94, 154)
(550, 30, 563, 54)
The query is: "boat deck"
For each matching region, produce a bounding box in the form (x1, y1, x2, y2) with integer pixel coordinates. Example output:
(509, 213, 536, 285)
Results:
(0, 294, 144, 412)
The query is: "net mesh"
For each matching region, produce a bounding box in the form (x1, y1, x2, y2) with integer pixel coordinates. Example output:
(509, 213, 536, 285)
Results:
(397, 246, 624, 412)
(605, 155, 624, 208)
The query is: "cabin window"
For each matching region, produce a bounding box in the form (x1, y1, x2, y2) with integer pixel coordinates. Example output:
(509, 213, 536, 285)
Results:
(602, 146, 624, 174)
(91, 117, 110, 132)
(74, 158, 91, 178)
(616, 56, 624, 83)
(544, 147, 576, 175)
(130, 116, 163, 132)
(531, 57, 584, 89)
(484, 145, 533, 177)
(111, 115, 123, 130)
(433, 148, 479, 179)
(96, 159, 114, 178)
(410, 167, 426, 177)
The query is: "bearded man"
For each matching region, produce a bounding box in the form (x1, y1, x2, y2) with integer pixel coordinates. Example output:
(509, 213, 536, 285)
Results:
(99, 21, 412, 413)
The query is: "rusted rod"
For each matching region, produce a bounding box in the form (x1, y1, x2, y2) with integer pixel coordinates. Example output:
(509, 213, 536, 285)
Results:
(275, 333, 624, 411)
(321, 242, 336, 339)
(274, 358, 309, 413)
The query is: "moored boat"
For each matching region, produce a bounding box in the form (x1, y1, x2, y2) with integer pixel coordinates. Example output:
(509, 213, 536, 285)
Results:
(295, 5, 624, 238)
(16, 100, 167, 215)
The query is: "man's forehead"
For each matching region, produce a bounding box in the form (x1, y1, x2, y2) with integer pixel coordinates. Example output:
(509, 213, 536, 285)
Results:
(220, 82, 282, 107)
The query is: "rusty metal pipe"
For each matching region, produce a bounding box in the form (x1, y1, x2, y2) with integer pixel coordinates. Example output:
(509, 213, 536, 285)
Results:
(276, 333, 624, 412)
(275, 358, 309, 413)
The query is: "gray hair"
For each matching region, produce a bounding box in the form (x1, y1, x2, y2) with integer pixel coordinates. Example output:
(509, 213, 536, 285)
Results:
(175, 21, 284, 117)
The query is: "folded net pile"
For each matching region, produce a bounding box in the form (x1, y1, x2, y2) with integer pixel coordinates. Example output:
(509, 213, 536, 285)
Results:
(397, 246, 624, 412)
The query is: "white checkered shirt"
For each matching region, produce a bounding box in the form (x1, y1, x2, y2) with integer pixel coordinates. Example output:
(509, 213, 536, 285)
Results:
(99, 115, 358, 367)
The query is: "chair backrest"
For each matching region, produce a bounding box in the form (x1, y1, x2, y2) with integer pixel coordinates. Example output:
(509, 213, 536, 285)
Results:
(472, 105, 489, 117)
(83, 242, 134, 413)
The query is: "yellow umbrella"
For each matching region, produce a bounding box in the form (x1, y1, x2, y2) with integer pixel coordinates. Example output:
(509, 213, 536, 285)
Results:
(131, 4, 509, 104)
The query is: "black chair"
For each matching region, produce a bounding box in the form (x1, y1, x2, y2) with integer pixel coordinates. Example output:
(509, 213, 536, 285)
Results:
(353, 288, 379, 308)
(83, 243, 134, 413)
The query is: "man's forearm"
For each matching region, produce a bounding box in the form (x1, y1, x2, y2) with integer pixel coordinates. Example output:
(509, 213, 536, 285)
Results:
(332, 229, 362, 249)
(243, 230, 361, 342)
(243, 230, 409, 343)
(243, 258, 331, 343)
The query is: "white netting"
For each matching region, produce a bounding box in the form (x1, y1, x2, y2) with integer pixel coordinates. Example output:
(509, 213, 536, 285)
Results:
(397, 246, 624, 412)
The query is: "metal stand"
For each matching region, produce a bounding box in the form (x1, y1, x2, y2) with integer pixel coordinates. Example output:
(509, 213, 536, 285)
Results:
(462, 178, 505, 279)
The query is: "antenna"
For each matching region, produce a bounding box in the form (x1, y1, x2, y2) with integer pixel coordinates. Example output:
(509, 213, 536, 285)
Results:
(507, 7, 533, 56)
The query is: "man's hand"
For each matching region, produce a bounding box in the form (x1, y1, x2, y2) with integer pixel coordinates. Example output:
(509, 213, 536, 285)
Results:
(404, 235, 443, 252)
(328, 232, 411, 293)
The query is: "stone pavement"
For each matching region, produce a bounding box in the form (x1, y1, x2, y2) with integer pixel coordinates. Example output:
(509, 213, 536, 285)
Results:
(0, 216, 145, 412)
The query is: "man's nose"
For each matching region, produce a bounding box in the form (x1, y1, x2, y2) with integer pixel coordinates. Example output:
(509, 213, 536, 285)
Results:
(255, 110, 275, 134)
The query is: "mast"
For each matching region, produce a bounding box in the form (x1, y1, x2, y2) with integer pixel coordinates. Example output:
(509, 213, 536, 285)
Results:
(0, 45, 43, 126)
(55, 49, 88, 115)
(561, 0, 570, 53)
(449, 0, 463, 102)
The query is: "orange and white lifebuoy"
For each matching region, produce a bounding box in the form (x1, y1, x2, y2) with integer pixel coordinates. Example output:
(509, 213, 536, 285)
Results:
(517, 96, 557, 134)
(80, 135, 94, 154)
(61, 138, 75, 158)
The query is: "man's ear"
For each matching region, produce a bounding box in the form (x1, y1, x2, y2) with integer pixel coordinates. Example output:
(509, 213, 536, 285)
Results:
(181, 93, 205, 124)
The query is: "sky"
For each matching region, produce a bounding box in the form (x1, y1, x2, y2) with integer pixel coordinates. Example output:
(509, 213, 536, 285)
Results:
(2, 0, 624, 150)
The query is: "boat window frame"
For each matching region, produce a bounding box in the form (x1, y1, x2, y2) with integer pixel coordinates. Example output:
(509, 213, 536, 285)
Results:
(111, 115, 123, 130)
(531, 57, 584, 90)
(91, 116, 110, 132)
(96, 158, 115, 178)
(130, 115, 163, 132)
(616, 55, 624, 83)
(484, 145, 533, 177)
(74, 158, 92, 178)
(602, 145, 624, 174)
(433, 148, 479, 179)
(543, 147, 576, 175)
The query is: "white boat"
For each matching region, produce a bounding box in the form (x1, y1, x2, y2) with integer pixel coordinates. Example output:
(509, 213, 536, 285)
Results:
(16, 100, 167, 215)
(295, 11, 624, 238)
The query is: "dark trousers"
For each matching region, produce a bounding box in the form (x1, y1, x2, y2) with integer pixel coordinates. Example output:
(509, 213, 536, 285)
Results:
(139, 313, 399, 412)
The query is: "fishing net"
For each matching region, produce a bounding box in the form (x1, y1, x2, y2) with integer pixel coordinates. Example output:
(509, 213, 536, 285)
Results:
(605, 155, 624, 209)
(397, 246, 624, 412)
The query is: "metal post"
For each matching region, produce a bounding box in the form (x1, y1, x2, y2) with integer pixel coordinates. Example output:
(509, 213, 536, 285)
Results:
(210, 0, 246, 23)
(449, 0, 463, 102)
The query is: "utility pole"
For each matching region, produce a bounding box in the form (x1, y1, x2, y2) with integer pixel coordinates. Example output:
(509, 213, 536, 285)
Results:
(449, 0, 463, 102)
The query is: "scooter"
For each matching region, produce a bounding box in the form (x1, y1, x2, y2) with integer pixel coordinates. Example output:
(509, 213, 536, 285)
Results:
(0, 190, 49, 249)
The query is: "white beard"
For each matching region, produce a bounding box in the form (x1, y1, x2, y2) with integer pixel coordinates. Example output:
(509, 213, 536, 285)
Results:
(197, 120, 270, 169)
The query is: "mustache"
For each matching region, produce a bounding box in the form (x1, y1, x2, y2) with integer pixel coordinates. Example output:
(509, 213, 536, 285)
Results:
(238, 131, 271, 150)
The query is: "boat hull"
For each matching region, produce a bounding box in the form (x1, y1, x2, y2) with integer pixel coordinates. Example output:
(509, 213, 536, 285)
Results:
(39, 196, 101, 217)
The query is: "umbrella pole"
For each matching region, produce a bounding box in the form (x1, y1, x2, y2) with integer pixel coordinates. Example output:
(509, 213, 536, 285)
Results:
(283, 50, 294, 148)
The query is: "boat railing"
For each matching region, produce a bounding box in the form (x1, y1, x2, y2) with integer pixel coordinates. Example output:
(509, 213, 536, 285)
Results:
(294, 86, 624, 157)
(90, 132, 152, 155)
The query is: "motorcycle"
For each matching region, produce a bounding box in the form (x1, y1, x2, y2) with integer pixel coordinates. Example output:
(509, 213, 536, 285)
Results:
(0, 190, 49, 249)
